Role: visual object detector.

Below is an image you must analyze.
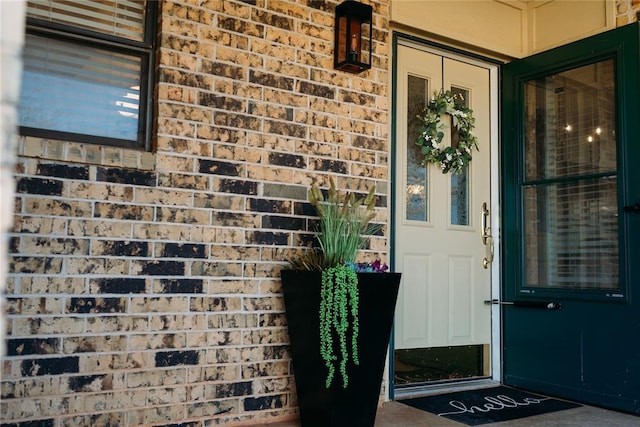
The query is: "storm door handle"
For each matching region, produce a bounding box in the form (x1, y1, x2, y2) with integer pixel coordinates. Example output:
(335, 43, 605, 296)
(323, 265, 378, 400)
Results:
(484, 299, 562, 310)
(624, 203, 640, 213)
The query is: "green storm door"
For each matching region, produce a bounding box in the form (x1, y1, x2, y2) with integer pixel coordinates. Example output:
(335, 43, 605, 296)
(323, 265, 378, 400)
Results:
(501, 23, 640, 414)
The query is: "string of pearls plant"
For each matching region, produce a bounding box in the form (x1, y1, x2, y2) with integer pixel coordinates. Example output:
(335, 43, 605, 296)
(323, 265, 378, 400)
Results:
(415, 90, 478, 174)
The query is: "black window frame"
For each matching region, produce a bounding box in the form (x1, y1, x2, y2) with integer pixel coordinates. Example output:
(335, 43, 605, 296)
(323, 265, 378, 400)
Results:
(20, 1, 158, 151)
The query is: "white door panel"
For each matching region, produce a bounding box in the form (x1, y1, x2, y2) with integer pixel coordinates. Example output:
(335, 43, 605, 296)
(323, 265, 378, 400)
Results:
(394, 45, 492, 351)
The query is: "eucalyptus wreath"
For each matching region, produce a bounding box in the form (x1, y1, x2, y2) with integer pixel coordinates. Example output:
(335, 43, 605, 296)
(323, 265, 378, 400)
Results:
(416, 90, 478, 174)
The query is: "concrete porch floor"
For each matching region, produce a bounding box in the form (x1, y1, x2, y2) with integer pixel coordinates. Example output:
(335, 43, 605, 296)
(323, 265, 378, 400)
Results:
(242, 400, 639, 426)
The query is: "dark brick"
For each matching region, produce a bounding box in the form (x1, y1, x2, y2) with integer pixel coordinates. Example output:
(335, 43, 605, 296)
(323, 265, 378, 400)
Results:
(68, 297, 126, 314)
(16, 177, 63, 196)
(296, 232, 319, 248)
(159, 279, 203, 294)
(155, 350, 199, 367)
(9, 256, 63, 274)
(298, 81, 335, 99)
(218, 178, 257, 195)
(263, 345, 289, 360)
(7, 338, 58, 356)
(200, 60, 245, 80)
(9, 236, 19, 253)
(262, 215, 304, 230)
(252, 10, 293, 30)
(159, 69, 210, 88)
(340, 90, 376, 106)
(1, 420, 55, 427)
(198, 93, 243, 110)
(21, 356, 79, 376)
(243, 394, 286, 411)
(353, 134, 385, 151)
(294, 201, 317, 216)
(98, 240, 149, 257)
(311, 158, 347, 174)
(264, 119, 306, 138)
(94, 203, 151, 220)
(214, 112, 261, 130)
(249, 70, 294, 91)
(248, 198, 290, 214)
(93, 278, 146, 294)
(246, 231, 288, 246)
(268, 152, 305, 168)
(308, 0, 331, 12)
(162, 243, 206, 259)
(36, 163, 89, 180)
(96, 167, 156, 187)
(199, 160, 242, 176)
(218, 17, 264, 37)
(61, 414, 125, 427)
(214, 211, 254, 227)
(215, 381, 253, 398)
(162, 423, 200, 427)
(141, 261, 186, 275)
(68, 374, 106, 392)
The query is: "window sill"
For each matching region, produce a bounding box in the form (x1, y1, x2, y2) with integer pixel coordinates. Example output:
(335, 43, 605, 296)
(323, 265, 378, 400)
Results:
(18, 136, 156, 171)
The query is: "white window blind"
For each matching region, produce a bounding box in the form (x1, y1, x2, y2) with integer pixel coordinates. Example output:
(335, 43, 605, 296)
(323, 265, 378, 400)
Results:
(27, 0, 145, 41)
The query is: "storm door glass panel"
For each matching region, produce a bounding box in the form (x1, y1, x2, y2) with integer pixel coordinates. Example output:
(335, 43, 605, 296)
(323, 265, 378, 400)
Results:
(523, 59, 619, 291)
(406, 74, 429, 221)
(450, 86, 470, 226)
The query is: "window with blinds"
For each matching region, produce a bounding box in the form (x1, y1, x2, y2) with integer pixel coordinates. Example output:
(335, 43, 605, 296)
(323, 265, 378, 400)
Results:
(522, 59, 619, 291)
(19, 0, 157, 150)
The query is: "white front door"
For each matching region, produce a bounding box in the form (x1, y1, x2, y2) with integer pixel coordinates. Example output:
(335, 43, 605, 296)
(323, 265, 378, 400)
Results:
(393, 41, 498, 387)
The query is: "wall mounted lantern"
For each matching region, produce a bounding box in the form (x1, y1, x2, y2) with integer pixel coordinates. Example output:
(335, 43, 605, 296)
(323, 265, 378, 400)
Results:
(334, 0, 373, 73)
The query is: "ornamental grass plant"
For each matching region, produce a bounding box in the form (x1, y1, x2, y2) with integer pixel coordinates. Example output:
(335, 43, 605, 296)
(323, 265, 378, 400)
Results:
(288, 178, 379, 271)
(287, 178, 382, 388)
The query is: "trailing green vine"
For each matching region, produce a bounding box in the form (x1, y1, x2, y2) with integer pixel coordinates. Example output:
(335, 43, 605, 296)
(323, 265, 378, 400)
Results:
(320, 264, 360, 388)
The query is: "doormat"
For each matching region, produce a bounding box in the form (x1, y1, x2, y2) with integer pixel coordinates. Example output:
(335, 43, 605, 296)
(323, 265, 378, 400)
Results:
(399, 386, 581, 426)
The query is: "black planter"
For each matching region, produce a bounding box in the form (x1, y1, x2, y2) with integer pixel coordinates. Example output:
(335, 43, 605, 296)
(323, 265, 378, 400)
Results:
(281, 270, 401, 427)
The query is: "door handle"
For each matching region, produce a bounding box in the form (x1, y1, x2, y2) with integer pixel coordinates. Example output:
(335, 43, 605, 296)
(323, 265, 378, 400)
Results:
(624, 203, 640, 213)
(484, 299, 562, 310)
(481, 202, 494, 268)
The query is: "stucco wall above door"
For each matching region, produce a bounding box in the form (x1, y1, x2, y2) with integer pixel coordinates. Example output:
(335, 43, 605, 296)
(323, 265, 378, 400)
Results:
(390, 0, 614, 58)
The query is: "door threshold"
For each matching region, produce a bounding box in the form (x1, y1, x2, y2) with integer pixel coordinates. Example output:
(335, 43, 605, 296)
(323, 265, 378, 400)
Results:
(394, 378, 500, 400)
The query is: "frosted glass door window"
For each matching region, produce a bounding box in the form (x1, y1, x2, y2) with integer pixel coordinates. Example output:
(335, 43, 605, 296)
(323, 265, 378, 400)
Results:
(450, 86, 470, 226)
(406, 75, 429, 222)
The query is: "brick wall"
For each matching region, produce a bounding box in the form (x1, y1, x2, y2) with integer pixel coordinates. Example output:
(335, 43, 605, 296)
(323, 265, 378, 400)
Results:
(616, 0, 640, 25)
(4, 1, 639, 426)
(2, 0, 391, 425)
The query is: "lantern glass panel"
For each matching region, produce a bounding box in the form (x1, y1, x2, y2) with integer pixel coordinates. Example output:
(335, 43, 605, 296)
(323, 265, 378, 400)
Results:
(337, 16, 347, 64)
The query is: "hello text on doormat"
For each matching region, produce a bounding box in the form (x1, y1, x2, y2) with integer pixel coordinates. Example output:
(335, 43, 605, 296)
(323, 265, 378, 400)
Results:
(399, 386, 581, 425)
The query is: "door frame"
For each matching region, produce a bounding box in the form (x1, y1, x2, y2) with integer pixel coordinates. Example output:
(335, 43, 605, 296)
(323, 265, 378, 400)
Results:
(389, 32, 503, 399)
